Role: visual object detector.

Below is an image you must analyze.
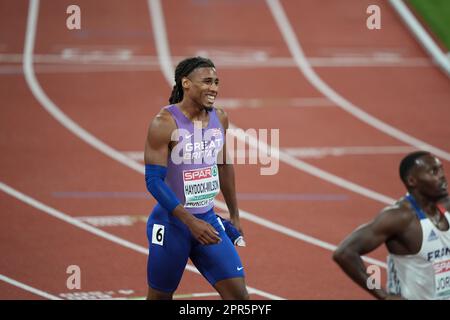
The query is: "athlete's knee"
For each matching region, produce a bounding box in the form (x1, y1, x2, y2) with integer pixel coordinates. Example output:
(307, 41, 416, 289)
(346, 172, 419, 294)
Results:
(235, 290, 250, 300)
(147, 286, 173, 300)
(221, 288, 249, 300)
(214, 278, 249, 300)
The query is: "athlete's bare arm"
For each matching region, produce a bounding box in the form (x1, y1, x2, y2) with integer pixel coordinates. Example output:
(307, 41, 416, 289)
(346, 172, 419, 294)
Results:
(145, 109, 221, 245)
(215, 107, 243, 233)
(333, 206, 414, 299)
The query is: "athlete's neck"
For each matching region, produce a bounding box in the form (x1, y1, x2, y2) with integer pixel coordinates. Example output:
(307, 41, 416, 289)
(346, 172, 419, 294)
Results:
(409, 190, 440, 217)
(178, 100, 209, 121)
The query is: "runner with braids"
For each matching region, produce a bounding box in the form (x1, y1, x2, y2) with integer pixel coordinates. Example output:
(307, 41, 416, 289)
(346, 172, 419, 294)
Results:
(144, 56, 248, 300)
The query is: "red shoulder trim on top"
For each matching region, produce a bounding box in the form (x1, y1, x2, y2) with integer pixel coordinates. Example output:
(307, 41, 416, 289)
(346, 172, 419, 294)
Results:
(437, 204, 447, 215)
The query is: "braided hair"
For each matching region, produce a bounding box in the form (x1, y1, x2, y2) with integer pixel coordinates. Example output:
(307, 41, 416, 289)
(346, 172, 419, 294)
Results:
(169, 56, 215, 104)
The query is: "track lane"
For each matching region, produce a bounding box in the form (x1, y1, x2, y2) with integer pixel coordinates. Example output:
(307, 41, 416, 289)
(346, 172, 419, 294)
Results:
(280, 0, 450, 153)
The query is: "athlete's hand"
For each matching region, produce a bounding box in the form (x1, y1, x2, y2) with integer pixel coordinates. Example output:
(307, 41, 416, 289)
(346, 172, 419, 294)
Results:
(186, 217, 222, 245)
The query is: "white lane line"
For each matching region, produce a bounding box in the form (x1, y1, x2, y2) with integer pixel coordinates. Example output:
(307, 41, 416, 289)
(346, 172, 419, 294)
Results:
(0, 181, 285, 300)
(216, 200, 387, 269)
(0, 181, 148, 255)
(229, 125, 396, 206)
(1, 52, 432, 68)
(111, 291, 220, 300)
(283, 146, 417, 158)
(76, 215, 144, 227)
(123, 146, 417, 161)
(112, 292, 221, 300)
(23, 0, 143, 174)
(147, 0, 173, 84)
(174, 291, 220, 299)
(215, 97, 335, 108)
(389, 0, 450, 77)
(266, 0, 450, 162)
(0, 274, 62, 300)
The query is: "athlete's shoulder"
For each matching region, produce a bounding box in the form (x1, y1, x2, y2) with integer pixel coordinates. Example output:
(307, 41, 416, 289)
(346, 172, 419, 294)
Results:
(156, 106, 174, 120)
(213, 105, 227, 117)
(151, 106, 176, 128)
(146, 106, 176, 142)
(377, 198, 416, 227)
(213, 106, 229, 128)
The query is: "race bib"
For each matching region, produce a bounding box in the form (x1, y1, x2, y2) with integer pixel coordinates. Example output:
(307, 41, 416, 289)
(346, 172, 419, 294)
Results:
(433, 259, 450, 299)
(183, 165, 220, 208)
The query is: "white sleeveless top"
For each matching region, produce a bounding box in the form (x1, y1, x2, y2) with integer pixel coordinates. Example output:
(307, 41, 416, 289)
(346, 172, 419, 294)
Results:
(387, 198, 450, 300)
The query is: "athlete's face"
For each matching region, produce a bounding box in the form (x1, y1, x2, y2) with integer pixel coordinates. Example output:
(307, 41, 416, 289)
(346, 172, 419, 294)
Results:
(409, 155, 448, 200)
(183, 67, 219, 110)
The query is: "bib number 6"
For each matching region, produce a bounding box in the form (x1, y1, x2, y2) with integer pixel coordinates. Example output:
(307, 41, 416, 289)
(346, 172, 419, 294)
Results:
(152, 224, 165, 246)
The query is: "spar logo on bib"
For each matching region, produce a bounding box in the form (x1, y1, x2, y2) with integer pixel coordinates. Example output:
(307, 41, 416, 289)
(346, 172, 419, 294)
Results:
(183, 166, 217, 181)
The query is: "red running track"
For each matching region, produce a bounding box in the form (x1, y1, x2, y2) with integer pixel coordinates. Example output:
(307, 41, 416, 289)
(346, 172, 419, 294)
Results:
(1, 0, 449, 300)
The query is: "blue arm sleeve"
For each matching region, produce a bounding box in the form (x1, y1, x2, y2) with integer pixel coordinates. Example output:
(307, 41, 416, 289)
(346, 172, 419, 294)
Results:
(145, 164, 181, 213)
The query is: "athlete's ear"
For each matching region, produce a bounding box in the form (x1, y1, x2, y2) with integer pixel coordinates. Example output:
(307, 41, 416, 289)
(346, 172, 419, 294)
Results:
(406, 175, 417, 188)
(182, 77, 190, 89)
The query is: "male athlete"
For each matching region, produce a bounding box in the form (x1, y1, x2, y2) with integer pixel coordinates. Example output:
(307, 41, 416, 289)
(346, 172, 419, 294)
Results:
(144, 57, 249, 300)
(333, 151, 450, 299)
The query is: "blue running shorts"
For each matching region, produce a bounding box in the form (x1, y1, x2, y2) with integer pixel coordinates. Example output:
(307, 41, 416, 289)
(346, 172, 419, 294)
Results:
(146, 204, 245, 293)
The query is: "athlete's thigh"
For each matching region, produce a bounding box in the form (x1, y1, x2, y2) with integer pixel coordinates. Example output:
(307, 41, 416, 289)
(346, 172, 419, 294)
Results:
(190, 213, 245, 286)
(147, 217, 190, 293)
